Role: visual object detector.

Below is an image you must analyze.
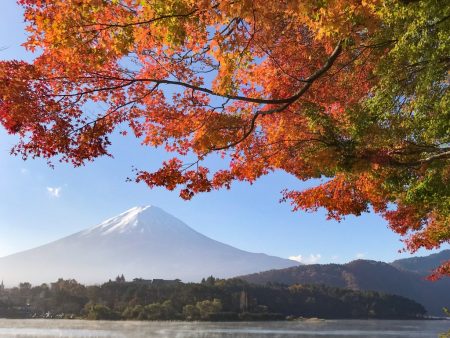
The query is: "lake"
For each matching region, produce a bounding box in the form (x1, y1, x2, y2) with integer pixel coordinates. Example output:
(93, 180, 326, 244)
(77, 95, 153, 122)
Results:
(0, 319, 448, 337)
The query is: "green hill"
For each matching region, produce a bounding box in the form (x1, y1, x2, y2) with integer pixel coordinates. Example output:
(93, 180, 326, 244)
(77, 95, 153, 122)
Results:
(240, 254, 450, 316)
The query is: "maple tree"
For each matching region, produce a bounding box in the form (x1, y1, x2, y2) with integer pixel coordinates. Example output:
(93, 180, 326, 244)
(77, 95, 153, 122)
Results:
(0, 0, 449, 277)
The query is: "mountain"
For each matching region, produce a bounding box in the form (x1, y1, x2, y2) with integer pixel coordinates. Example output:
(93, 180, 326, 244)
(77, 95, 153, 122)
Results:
(0, 206, 297, 286)
(391, 250, 450, 275)
(239, 258, 450, 316)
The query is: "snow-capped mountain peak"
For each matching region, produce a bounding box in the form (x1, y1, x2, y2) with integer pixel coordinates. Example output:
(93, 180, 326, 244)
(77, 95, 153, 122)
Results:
(0, 205, 298, 285)
(83, 205, 188, 236)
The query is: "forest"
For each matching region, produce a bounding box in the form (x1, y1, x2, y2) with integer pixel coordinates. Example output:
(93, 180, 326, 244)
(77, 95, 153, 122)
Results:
(0, 276, 426, 321)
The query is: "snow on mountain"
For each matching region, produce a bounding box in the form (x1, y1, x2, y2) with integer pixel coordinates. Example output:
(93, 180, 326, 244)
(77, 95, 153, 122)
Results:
(0, 206, 298, 285)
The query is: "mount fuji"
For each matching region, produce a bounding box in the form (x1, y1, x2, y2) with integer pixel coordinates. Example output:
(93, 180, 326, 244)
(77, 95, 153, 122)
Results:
(0, 206, 298, 285)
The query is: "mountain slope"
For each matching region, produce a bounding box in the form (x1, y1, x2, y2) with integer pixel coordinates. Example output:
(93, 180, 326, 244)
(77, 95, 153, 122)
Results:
(391, 250, 450, 275)
(0, 206, 297, 285)
(239, 258, 450, 316)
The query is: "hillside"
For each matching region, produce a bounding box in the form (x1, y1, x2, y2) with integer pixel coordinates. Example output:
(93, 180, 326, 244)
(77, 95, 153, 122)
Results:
(391, 250, 450, 275)
(240, 259, 450, 316)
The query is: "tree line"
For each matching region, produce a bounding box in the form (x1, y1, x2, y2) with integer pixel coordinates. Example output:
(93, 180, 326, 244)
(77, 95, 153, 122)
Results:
(0, 276, 426, 320)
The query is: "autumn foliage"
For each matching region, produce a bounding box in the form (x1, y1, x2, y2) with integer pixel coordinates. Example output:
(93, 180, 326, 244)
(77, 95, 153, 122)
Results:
(0, 0, 449, 277)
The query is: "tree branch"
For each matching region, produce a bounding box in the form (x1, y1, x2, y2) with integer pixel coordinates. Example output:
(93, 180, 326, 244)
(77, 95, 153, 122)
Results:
(210, 41, 343, 151)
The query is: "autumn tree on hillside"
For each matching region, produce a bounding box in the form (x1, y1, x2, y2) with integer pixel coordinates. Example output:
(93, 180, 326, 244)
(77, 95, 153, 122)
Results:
(0, 0, 448, 277)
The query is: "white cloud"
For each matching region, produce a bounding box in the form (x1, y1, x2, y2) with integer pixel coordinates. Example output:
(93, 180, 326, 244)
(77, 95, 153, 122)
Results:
(356, 252, 366, 259)
(20, 168, 29, 175)
(289, 253, 322, 264)
(289, 255, 303, 262)
(46, 186, 62, 198)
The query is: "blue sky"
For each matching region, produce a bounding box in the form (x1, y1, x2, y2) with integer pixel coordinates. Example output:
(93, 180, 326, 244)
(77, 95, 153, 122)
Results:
(0, 1, 445, 264)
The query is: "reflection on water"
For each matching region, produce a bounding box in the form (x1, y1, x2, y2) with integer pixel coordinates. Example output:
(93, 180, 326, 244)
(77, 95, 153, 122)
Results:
(0, 319, 448, 338)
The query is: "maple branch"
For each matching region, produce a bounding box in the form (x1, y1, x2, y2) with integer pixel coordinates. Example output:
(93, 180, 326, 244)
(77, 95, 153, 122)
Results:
(38, 41, 342, 154)
(49, 80, 136, 98)
(370, 147, 450, 168)
(413, 149, 450, 165)
(210, 41, 343, 151)
(153, 41, 342, 106)
(41, 42, 343, 106)
(81, 9, 198, 31)
(419, 150, 450, 163)
(79, 1, 226, 32)
(69, 84, 159, 136)
(45, 75, 300, 105)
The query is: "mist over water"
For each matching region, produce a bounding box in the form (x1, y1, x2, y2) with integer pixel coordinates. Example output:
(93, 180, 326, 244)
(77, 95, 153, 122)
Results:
(0, 319, 448, 338)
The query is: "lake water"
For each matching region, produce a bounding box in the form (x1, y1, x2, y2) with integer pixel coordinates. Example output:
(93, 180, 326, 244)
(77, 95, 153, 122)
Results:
(0, 319, 448, 337)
